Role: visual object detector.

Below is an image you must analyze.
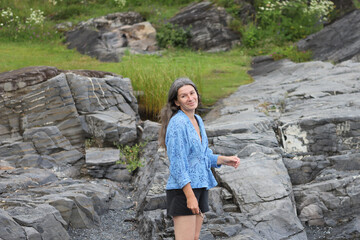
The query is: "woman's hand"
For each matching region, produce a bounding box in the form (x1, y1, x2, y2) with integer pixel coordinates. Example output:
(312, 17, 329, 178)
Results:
(182, 183, 200, 214)
(186, 196, 200, 215)
(218, 156, 240, 168)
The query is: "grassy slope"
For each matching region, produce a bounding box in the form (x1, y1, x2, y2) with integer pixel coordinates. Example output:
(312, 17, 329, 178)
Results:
(0, 40, 251, 119)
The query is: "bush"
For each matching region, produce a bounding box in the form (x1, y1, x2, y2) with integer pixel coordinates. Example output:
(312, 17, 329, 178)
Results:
(255, 0, 335, 42)
(0, 7, 61, 41)
(240, 23, 260, 48)
(270, 45, 312, 62)
(115, 142, 147, 173)
(156, 23, 191, 49)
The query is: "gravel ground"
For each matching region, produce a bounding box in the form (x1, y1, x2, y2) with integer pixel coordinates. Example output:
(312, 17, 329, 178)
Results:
(306, 226, 333, 240)
(68, 208, 140, 240)
(68, 183, 141, 240)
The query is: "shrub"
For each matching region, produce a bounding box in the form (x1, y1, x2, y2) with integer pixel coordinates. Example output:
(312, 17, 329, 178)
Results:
(0, 7, 60, 41)
(255, 0, 335, 42)
(156, 23, 191, 49)
(115, 142, 147, 173)
(240, 23, 260, 48)
(270, 45, 312, 62)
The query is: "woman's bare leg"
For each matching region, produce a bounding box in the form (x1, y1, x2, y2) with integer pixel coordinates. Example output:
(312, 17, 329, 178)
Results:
(173, 215, 204, 240)
(194, 215, 204, 240)
(173, 215, 196, 240)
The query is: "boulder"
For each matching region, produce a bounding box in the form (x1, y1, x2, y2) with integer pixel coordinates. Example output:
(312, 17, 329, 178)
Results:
(169, 1, 240, 52)
(297, 9, 360, 63)
(65, 12, 158, 62)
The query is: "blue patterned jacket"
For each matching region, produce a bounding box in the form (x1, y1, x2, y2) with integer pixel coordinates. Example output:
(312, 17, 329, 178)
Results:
(165, 110, 220, 190)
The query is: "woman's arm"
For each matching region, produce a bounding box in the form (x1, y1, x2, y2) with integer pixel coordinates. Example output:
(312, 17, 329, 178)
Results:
(217, 155, 240, 168)
(182, 183, 200, 215)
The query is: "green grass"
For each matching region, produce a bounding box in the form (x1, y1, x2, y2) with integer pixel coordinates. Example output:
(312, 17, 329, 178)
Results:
(0, 41, 252, 120)
(354, 0, 360, 8)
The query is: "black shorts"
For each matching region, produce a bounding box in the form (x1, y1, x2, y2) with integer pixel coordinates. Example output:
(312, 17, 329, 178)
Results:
(166, 188, 209, 217)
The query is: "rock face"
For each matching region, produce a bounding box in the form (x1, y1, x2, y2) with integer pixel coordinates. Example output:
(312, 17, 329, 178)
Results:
(65, 12, 158, 62)
(297, 9, 360, 63)
(207, 58, 360, 239)
(169, 1, 240, 52)
(0, 66, 140, 239)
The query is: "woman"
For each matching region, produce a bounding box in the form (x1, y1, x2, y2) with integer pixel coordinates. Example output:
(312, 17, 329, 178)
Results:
(159, 78, 240, 240)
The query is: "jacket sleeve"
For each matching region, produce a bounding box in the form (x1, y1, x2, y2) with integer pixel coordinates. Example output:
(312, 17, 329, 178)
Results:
(205, 146, 221, 168)
(166, 124, 191, 188)
(198, 115, 221, 169)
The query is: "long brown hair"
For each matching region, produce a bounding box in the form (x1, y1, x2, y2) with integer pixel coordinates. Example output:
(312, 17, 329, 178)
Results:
(158, 78, 200, 148)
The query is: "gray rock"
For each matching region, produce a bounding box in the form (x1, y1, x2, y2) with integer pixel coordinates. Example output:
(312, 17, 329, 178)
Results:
(23, 227, 41, 240)
(224, 57, 360, 239)
(140, 120, 160, 142)
(85, 110, 137, 145)
(169, 1, 240, 52)
(0, 209, 26, 240)
(297, 9, 360, 63)
(65, 12, 158, 62)
(0, 142, 37, 158)
(0, 66, 59, 93)
(86, 148, 120, 166)
(105, 167, 132, 182)
(208, 187, 225, 215)
(23, 126, 73, 155)
(8, 204, 69, 240)
(0, 66, 142, 238)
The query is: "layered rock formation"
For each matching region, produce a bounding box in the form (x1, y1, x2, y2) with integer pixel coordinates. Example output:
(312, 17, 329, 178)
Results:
(0, 66, 140, 239)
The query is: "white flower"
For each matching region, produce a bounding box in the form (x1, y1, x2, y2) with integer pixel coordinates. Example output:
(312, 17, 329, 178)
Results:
(114, 0, 126, 8)
(26, 9, 45, 25)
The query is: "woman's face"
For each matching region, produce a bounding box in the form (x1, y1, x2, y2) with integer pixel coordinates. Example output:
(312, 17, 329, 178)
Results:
(175, 85, 198, 113)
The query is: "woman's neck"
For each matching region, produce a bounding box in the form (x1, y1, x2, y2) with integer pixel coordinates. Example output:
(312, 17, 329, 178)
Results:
(180, 108, 196, 120)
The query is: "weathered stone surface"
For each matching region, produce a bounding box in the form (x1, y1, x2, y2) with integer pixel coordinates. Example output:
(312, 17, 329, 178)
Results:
(0, 66, 59, 93)
(0, 66, 141, 239)
(85, 110, 137, 145)
(297, 9, 360, 63)
(0, 168, 58, 194)
(169, 1, 240, 52)
(7, 204, 69, 240)
(0, 71, 84, 146)
(23, 126, 73, 155)
(0, 209, 26, 240)
(86, 148, 120, 166)
(202, 57, 360, 239)
(65, 12, 158, 62)
(23, 226, 41, 240)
